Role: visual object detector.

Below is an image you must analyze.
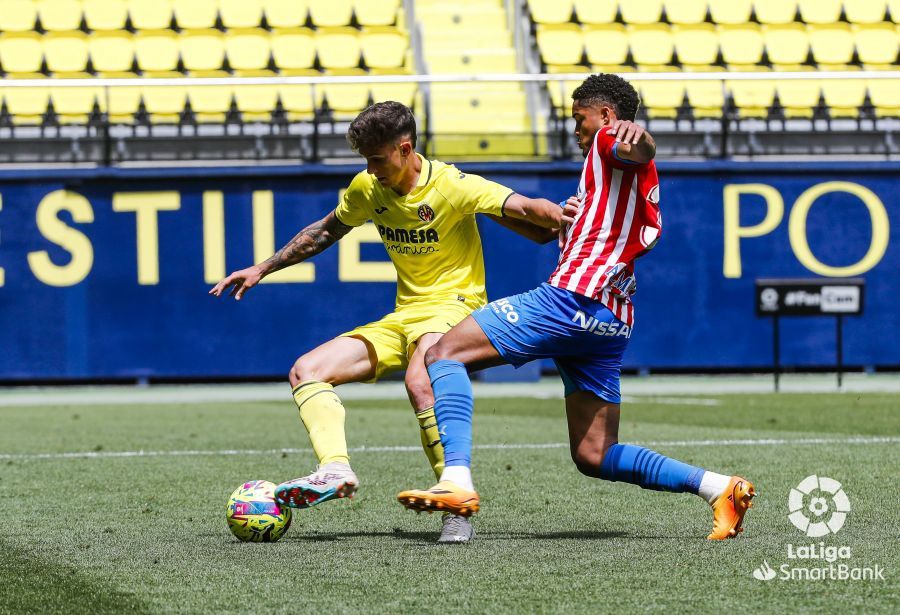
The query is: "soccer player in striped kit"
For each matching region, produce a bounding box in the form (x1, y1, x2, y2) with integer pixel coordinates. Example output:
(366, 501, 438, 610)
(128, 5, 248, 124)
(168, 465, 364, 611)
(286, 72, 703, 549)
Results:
(397, 74, 756, 540)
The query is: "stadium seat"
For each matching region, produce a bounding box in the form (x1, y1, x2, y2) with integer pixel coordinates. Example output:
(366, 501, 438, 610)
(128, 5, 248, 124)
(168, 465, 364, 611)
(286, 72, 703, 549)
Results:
(141, 84, 187, 123)
(0, 0, 37, 32)
(355, 0, 401, 26)
(50, 86, 103, 124)
(718, 24, 764, 68)
(620, 0, 664, 25)
(673, 24, 719, 68)
(278, 84, 317, 121)
(853, 23, 898, 67)
(173, 0, 218, 30)
(134, 30, 179, 76)
(527, 0, 574, 24)
(315, 27, 361, 70)
(88, 32, 135, 76)
(271, 28, 316, 73)
(628, 24, 675, 69)
(546, 79, 582, 111)
(2, 87, 51, 124)
(821, 79, 866, 117)
(845, 0, 887, 24)
(360, 27, 408, 69)
(322, 79, 372, 120)
(233, 84, 278, 121)
(0, 32, 44, 75)
(685, 80, 724, 117)
(369, 82, 417, 107)
(536, 24, 584, 67)
(107, 86, 142, 123)
(573, 0, 617, 24)
(309, 0, 353, 27)
(427, 50, 517, 73)
(83, 0, 128, 31)
(638, 81, 686, 119)
(417, 5, 508, 33)
(663, 0, 709, 25)
(583, 24, 629, 67)
(727, 79, 776, 118)
(226, 29, 272, 75)
(867, 79, 900, 117)
(708, 0, 751, 24)
(127, 0, 174, 31)
(262, 0, 308, 28)
(36, 0, 83, 32)
(187, 85, 234, 123)
(220, 0, 263, 29)
(808, 24, 854, 66)
(754, 0, 798, 25)
(43, 32, 90, 76)
(797, 0, 842, 25)
(775, 80, 821, 118)
(179, 30, 227, 76)
(763, 24, 811, 69)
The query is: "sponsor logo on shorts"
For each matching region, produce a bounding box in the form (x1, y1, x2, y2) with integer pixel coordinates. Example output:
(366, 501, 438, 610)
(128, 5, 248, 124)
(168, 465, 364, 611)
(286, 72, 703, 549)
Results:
(490, 298, 519, 323)
(572, 310, 632, 338)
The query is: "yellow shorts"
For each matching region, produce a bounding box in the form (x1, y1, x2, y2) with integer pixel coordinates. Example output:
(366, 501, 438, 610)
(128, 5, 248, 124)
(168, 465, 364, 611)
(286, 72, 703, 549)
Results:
(341, 300, 475, 380)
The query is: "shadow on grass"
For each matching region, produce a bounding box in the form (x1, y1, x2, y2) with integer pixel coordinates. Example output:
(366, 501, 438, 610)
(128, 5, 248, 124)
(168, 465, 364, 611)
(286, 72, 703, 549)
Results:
(282, 529, 627, 543)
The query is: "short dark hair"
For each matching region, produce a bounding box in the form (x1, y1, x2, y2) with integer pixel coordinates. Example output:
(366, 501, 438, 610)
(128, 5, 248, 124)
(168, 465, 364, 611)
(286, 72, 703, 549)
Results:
(347, 101, 417, 152)
(571, 74, 641, 121)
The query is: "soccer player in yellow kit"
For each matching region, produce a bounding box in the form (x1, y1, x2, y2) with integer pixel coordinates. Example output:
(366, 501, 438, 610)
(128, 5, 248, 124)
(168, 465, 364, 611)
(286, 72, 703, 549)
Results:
(210, 101, 562, 543)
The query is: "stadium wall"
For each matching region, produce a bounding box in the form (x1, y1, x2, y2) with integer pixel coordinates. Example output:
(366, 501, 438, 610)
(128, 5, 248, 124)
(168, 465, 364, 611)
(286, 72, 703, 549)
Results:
(0, 161, 896, 380)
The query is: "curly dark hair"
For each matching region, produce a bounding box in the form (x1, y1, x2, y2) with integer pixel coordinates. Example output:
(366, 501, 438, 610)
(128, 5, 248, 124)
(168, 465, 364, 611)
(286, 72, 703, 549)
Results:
(571, 74, 641, 121)
(347, 101, 417, 152)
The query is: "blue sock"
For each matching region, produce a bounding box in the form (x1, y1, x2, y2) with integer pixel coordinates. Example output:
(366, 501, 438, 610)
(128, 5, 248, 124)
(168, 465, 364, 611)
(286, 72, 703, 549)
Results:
(599, 443, 705, 493)
(427, 359, 474, 467)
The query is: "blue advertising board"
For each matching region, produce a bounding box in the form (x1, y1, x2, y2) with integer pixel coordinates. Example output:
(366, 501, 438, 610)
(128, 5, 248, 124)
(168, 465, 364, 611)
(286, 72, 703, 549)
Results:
(0, 161, 896, 380)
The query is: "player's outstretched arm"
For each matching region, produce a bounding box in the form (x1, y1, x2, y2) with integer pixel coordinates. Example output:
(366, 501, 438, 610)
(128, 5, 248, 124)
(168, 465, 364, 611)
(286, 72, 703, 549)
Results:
(502, 194, 563, 230)
(607, 120, 656, 164)
(485, 213, 556, 244)
(209, 211, 353, 300)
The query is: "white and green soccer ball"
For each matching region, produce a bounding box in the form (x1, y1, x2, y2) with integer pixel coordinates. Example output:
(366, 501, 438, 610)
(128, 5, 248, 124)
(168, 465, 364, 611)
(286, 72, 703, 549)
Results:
(226, 480, 292, 542)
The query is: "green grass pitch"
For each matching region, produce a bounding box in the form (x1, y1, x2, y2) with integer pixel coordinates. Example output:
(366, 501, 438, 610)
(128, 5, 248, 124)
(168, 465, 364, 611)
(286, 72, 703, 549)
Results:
(1, 392, 897, 613)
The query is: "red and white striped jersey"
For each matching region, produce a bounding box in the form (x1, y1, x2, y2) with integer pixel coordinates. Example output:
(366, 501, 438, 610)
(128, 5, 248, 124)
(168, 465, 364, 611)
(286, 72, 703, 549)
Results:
(548, 129, 661, 326)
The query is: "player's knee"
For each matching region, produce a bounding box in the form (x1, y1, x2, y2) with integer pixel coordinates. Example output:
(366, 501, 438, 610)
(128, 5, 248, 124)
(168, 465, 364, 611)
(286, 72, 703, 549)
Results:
(571, 441, 617, 478)
(424, 342, 449, 367)
(289, 355, 333, 387)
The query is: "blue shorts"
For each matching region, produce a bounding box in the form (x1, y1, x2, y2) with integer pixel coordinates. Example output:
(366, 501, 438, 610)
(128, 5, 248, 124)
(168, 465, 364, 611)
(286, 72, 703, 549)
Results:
(471, 283, 631, 403)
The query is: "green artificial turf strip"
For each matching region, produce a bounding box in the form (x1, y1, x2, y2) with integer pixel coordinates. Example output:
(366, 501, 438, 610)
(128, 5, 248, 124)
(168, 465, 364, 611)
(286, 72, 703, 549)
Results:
(0, 394, 897, 614)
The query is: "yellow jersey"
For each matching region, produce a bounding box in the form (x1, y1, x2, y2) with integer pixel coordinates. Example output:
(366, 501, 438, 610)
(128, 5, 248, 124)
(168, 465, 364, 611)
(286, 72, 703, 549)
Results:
(335, 155, 513, 309)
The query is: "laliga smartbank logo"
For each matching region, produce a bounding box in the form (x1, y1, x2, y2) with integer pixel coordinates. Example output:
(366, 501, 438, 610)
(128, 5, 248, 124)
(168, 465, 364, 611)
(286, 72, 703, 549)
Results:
(752, 476, 885, 582)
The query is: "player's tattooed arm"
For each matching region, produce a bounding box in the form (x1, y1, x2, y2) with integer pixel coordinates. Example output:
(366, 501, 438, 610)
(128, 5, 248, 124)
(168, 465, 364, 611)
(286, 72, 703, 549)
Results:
(607, 120, 656, 164)
(209, 211, 352, 300)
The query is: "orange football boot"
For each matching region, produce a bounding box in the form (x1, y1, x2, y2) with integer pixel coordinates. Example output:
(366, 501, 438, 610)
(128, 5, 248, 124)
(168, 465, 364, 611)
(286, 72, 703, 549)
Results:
(708, 476, 756, 540)
(397, 481, 480, 517)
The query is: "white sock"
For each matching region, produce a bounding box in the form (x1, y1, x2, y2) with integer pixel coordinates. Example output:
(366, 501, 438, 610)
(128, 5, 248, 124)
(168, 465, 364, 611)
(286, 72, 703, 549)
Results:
(440, 465, 474, 491)
(698, 471, 732, 505)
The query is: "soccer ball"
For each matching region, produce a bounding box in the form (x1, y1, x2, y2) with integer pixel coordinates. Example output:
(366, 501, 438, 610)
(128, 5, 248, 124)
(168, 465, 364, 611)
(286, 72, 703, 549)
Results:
(226, 480, 292, 542)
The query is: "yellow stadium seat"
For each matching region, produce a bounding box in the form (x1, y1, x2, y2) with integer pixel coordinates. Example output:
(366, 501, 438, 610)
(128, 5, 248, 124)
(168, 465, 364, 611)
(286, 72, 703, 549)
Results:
(271, 28, 316, 72)
(528, 0, 574, 24)
(718, 24, 764, 67)
(83, 0, 128, 30)
(187, 85, 233, 123)
(775, 80, 820, 118)
(418, 7, 507, 34)
(88, 32, 135, 75)
(620, 0, 663, 24)
(638, 81, 686, 118)
(278, 84, 317, 121)
(2, 87, 50, 124)
(360, 27, 408, 69)
(309, 0, 352, 27)
(685, 80, 724, 117)
(134, 30, 179, 75)
(868, 79, 900, 116)
(708, 0, 751, 24)
(0, 32, 43, 74)
(51, 86, 103, 124)
(354, 0, 401, 26)
(853, 23, 898, 65)
(0, 1, 37, 31)
(546, 79, 581, 111)
(322, 82, 371, 120)
(233, 84, 277, 121)
(179, 30, 226, 75)
(427, 49, 517, 73)
(536, 24, 584, 67)
(845, 0, 887, 24)
(664, 0, 709, 25)
(583, 24, 629, 66)
(628, 24, 675, 67)
(108, 86, 142, 123)
(36, 0, 83, 32)
(262, 0, 308, 28)
(226, 29, 272, 74)
(220, 0, 263, 29)
(369, 82, 417, 106)
(673, 24, 719, 68)
(573, 0, 617, 24)
(315, 27, 361, 70)
(798, 0, 842, 25)
(821, 79, 866, 117)
(763, 24, 810, 68)
(754, 0, 798, 25)
(808, 24, 854, 66)
(728, 79, 776, 118)
(43, 32, 89, 76)
(174, 0, 218, 30)
(127, 0, 174, 30)
(141, 84, 187, 122)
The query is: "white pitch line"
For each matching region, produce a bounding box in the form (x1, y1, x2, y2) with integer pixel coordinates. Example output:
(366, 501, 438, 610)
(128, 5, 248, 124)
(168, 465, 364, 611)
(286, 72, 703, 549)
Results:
(1, 436, 896, 462)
